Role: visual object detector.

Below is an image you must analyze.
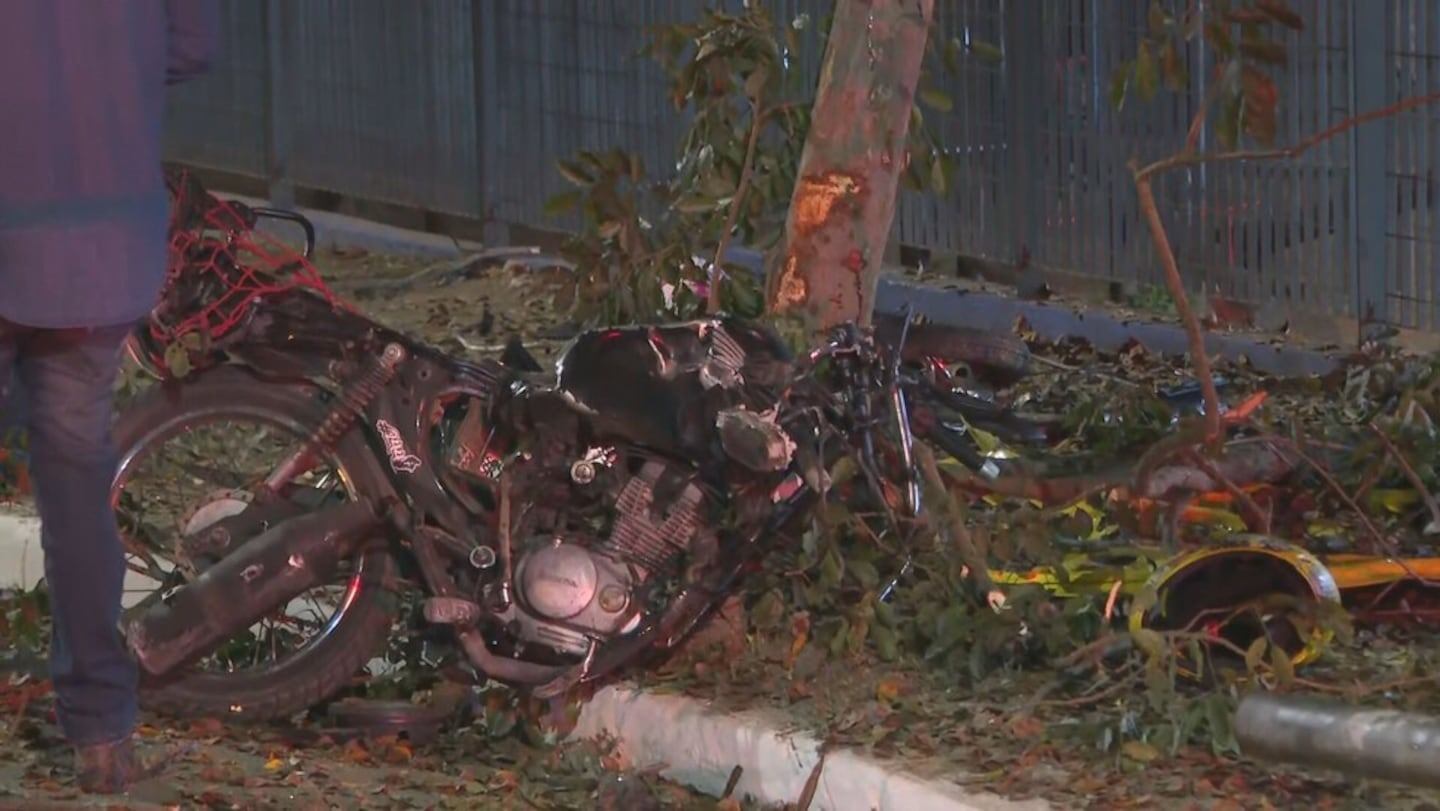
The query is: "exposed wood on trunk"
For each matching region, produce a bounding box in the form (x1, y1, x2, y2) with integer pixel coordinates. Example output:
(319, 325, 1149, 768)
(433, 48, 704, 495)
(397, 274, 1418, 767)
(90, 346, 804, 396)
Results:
(767, 0, 936, 332)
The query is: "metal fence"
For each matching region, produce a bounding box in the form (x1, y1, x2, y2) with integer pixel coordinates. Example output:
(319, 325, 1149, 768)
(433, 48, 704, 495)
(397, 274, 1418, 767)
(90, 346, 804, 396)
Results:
(163, 0, 1440, 334)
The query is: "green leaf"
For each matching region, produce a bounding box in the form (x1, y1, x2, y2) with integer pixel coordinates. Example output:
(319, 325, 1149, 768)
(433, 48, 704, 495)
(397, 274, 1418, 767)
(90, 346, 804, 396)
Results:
(846, 617, 870, 654)
(1269, 642, 1295, 686)
(753, 590, 786, 631)
(163, 341, 191, 379)
(874, 599, 898, 628)
(849, 559, 880, 590)
(1160, 39, 1188, 91)
(918, 87, 953, 113)
(1215, 95, 1242, 150)
(674, 194, 719, 214)
(1131, 583, 1159, 618)
(1244, 636, 1268, 673)
(744, 65, 769, 101)
(969, 40, 1003, 63)
(929, 153, 948, 194)
(1109, 63, 1132, 111)
(723, 271, 764, 318)
(1147, 1, 1169, 36)
(829, 617, 850, 657)
(872, 623, 899, 661)
(942, 37, 962, 73)
(820, 546, 844, 588)
(1135, 40, 1159, 101)
(1204, 693, 1239, 754)
(928, 604, 969, 658)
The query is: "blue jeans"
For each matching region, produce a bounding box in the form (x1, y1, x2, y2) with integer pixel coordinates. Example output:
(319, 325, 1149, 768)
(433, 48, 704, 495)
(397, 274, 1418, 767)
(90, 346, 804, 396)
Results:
(0, 318, 137, 745)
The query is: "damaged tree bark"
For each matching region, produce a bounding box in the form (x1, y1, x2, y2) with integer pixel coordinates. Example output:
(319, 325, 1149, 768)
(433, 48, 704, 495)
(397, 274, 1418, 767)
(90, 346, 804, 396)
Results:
(767, 0, 936, 332)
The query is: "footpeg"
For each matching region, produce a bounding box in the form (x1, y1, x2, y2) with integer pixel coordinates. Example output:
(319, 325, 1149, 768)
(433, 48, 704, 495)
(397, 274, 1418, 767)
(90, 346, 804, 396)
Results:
(424, 597, 482, 626)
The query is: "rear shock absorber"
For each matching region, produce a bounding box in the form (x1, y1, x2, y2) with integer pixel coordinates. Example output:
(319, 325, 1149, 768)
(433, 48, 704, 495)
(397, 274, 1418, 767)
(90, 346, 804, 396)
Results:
(262, 342, 407, 492)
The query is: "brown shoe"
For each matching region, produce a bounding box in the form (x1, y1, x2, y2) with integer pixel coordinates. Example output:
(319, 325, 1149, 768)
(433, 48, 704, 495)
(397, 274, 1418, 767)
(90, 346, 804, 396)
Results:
(73, 735, 163, 794)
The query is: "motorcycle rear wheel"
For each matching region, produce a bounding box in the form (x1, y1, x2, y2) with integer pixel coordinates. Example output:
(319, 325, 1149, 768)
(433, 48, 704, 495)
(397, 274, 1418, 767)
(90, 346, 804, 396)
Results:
(112, 366, 398, 721)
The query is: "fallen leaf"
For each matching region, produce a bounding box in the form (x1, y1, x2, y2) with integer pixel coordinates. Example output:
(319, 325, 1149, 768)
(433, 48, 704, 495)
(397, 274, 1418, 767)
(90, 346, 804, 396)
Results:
(876, 675, 906, 703)
(1122, 741, 1161, 762)
(1009, 716, 1045, 739)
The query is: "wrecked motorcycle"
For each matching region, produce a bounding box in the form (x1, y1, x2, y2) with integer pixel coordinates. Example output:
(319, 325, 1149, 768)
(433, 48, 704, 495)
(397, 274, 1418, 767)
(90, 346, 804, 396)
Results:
(112, 177, 1045, 719)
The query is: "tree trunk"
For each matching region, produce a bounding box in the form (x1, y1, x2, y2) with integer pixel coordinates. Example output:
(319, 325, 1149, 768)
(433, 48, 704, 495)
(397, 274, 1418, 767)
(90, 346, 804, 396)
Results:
(767, 0, 936, 332)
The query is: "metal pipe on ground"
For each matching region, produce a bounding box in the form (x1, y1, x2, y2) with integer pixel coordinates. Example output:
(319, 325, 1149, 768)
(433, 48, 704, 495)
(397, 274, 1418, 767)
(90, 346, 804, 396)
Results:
(1236, 692, 1440, 789)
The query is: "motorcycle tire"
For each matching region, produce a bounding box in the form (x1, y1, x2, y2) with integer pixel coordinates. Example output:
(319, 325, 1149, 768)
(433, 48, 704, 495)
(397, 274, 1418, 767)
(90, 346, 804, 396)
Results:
(112, 366, 398, 721)
(872, 314, 1032, 386)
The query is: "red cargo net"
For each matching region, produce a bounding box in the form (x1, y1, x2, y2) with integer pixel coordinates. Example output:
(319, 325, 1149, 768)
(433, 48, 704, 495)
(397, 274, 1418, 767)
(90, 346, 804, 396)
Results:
(151, 169, 347, 346)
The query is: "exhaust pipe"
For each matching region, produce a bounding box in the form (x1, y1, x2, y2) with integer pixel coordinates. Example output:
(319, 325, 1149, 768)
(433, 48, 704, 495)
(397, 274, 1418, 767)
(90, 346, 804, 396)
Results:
(1237, 692, 1440, 789)
(124, 499, 381, 678)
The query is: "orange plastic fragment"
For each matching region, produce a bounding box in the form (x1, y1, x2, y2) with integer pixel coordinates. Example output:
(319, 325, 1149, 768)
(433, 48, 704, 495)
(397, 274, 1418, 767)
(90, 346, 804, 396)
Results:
(1223, 390, 1269, 424)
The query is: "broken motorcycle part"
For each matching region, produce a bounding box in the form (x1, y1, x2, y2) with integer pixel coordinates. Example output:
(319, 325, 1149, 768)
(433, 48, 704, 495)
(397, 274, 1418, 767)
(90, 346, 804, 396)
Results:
(1237, 692, 1440, 790)
(1130, 538, 1341, 668)
(124, 499, 381, 677)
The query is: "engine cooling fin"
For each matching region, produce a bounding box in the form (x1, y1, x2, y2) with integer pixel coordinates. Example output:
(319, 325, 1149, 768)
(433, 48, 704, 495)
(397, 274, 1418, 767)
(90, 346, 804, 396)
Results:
(597, 460, 703, 575)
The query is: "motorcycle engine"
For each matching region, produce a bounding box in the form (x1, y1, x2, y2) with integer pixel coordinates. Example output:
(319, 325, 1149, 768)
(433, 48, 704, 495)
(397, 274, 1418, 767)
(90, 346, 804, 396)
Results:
(498, 456, 715, 657)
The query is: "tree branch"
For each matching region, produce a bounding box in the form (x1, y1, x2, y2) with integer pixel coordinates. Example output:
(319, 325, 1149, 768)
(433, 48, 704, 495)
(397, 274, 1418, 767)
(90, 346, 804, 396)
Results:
(708, 100, 769, 313)
(1132, 173, 1223, 441)
(1137, 90, 1440, 181)
(1369, 422, 1440, 534)
(1181, 448, 1272, 534)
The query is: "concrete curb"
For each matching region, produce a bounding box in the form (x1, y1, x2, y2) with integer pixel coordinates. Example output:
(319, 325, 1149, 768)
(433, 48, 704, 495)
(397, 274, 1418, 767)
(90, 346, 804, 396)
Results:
(874, 278, 1340, 379)
(0, 504, 40, 591)
(574, 685, 1049, 811)
(0, 507, 1045, 810)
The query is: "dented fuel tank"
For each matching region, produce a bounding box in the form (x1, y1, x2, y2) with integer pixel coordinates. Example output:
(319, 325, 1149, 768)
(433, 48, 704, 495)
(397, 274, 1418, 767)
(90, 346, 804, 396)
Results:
(553, 318, 794, 459)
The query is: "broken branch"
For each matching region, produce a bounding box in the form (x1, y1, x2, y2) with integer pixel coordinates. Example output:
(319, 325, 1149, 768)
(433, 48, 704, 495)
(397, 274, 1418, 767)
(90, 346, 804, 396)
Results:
(1132, 174, 1223, 441)
(1136, 90, 1440, 181)
(707, 100, 769, 313)
(1369, 422, 1440, 534)
(915, 443, 998, 598)
(1181, 448, 1272, 534)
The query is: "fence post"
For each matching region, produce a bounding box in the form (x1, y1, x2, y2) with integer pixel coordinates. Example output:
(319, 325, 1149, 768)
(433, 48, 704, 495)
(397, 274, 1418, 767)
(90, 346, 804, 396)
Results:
(1003, 0, 1044, 269)
(472, 0, 507, 244)
(262, 0, 294, 208)
(1350, 0, 1388, 336)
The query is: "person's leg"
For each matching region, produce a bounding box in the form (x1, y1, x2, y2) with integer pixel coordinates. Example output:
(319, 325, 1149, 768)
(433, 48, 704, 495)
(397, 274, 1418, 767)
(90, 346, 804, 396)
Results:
(16, 324, 138, 748)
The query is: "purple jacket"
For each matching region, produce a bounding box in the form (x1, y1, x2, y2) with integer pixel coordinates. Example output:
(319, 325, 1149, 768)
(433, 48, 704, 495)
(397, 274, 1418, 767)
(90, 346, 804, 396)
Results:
(0, 1, 219, 329)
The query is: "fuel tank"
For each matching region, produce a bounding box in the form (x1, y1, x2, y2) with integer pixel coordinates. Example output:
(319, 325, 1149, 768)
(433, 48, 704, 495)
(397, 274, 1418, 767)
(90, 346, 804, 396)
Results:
(553, 318, 794, 459)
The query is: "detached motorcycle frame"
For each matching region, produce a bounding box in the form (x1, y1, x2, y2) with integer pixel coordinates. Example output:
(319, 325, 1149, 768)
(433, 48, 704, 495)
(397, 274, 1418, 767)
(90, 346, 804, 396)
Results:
(121, 193, 1001, 700)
